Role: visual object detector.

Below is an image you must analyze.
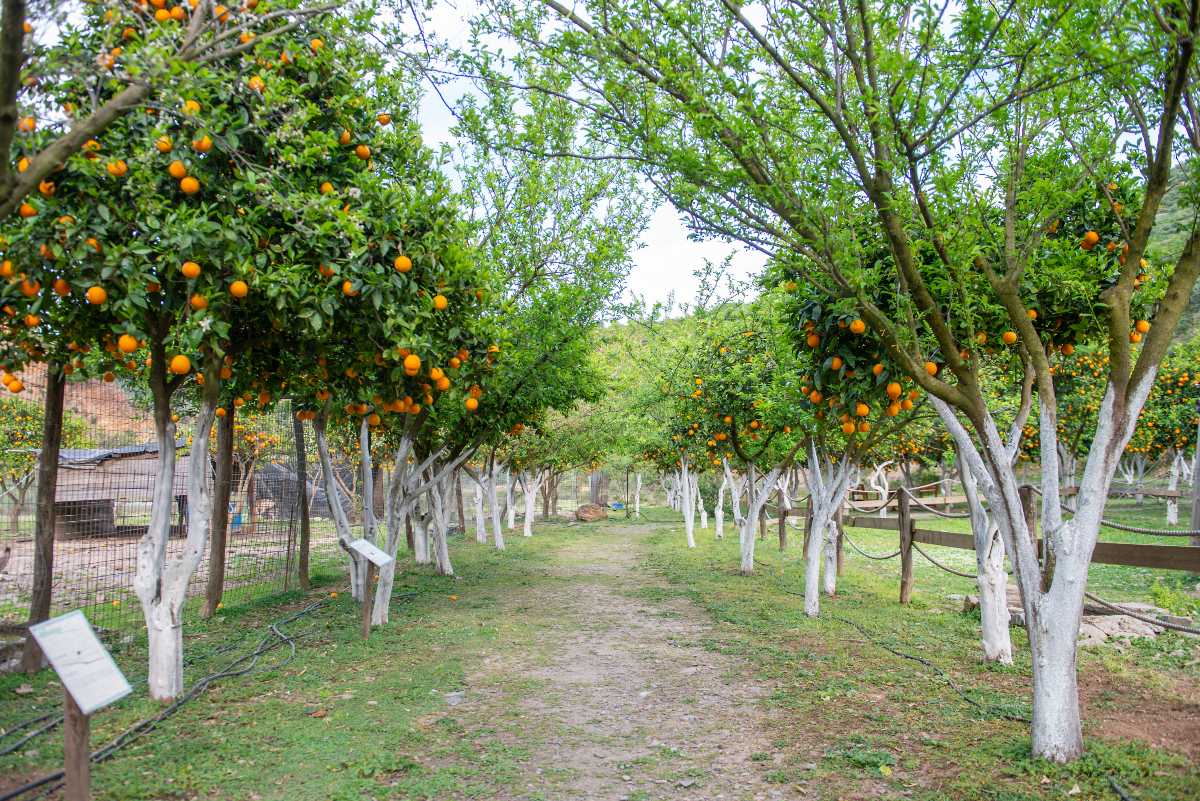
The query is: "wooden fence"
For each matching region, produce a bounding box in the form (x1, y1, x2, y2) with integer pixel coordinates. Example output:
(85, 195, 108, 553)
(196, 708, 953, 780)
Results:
(781, 486, 1200, 606)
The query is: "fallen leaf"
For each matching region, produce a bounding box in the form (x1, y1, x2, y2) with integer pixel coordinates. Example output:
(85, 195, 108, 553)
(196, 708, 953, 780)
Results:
(307, 708, 328, 718)
(1067, 784, 1081, 796)
(15, 684, 33, 695)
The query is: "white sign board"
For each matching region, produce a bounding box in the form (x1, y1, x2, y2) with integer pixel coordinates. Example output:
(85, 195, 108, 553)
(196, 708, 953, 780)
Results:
(29, 611, 132, 716)
(349, 538, 394, 567)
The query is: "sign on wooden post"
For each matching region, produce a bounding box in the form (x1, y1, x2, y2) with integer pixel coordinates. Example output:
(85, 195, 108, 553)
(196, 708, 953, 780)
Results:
(348, 539, 394, 640)
(29, 611, 132, 801)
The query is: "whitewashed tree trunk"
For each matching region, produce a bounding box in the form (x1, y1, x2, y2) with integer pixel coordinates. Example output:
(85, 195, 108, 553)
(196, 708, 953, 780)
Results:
(680, 455, 696, 547)
(931, 367, 1156, 762)
(313, 413, 367, 602)
(633, 472, 642, 517)
(957, 449, 1013, 664)
(428, 470, 454, 576)
(136, 354, 220, 701)
(714, 474, 727, 540)
(520, 470, 544, 537)
(505, 469, 516, 530)
(473, 480, 487, 542)
(1167, 451, 1181, 525)
(739, 458, 797, 574)
(696, 475, 707, 529)
(722, 459, 745, 533)
(487, 463, 505, 550)
(822, 464, 857, 597)
(869, 462, 892, 517)
(803, 441, 854, 616)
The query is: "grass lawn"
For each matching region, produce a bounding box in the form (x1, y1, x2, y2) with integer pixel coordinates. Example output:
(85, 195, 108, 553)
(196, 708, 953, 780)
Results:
(0, 507, 1195, 801)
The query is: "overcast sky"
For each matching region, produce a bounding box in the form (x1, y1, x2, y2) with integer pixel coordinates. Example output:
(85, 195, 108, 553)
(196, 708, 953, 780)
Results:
(412, 3, 767, 311)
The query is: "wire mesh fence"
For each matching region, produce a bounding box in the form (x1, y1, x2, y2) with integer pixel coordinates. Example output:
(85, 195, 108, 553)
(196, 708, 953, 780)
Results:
(0, 367, 342, 644)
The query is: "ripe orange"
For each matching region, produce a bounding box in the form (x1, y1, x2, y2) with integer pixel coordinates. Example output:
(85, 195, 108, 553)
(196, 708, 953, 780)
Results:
(394, 254, 412, 272)
(830, 355, 843, 370)
(310, 37, 324, 52)
(367, 413, 381, 426)
(118, 334, 139, 353)
(886, 402, 900, 417)
(465, 397, 479, 412)
(901, 398, 914, 411)
(809, 390, 823, 404)
(841, 421, 855, 435)
(341, 280, 357, 296)
(857, 421, 871, 433)
(849, 318, 866, 334)
(433, 294, 448, 310)
(339, 129, 352, 145)
(7, 379, 23, 393)
(181, 102, 200, 118)
(229, 280, 249, 298)
(1080, 230, 1099, 251)
(1135, 319, 1150, 333)
(403, 353, 421, 372)
(355, 144, 370, 160)
(377, 113, 392, 125)
(24, 313, 39, 327)
(1060, 343, 1075, 356)
(248, 75, 265, 93)
(320, 181, 334, 194)
(86, 286, 107, 304)
(192, 135, 213, 153)
(805, 333, 819, 348)
(855, 402, 869, 417)
(1001, 331, 1018, 345)
(885, 382, 902, 400)
(18, 202, 36, 217)
(19, 278, 39, 297)
(155, 135, 172, 153)
(179, 176, 200, 194)
(16, 157, 28, 172)
(190, 293, 208, 310)
(1130, 331, 1142, 343)
(181, 261, 201, 279)
(17, 115, 35, 133)
(106, 159, 128, 177)
(216, 407, 227, 418)
(168, 159, 187, 179)
(924, 361, 938, 376)
(1026, 309, 1037, 320)
(214, 4, 230, 21)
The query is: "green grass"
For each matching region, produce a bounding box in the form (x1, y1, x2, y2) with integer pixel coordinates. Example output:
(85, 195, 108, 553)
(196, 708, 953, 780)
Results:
(0, 531, 569, 800)
(643, 512, 1199, 801)
(1, 509, 1195, 800)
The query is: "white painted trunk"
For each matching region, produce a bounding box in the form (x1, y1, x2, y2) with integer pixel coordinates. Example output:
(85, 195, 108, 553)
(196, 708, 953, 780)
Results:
(488, 467, 505, 550)
(521, 471, 542, 537)
(429, 476, 454, 576)
(956, 448, 1013, 664)
(313, 414, 367, 601)
(136, 356, 220, 701)
(696, 476, 707, 529)
(803, 442, 853, 616)
(1167, 452, 1180, 525)
(473, 482, 487, 542)
(714, 475, 726, 540)
(633, 473, 641, 517)
(412, 500, 431, 564)
(932, 367, 1156, 762)
(505, 472, 516, 530)
(680, 456, 696, 547)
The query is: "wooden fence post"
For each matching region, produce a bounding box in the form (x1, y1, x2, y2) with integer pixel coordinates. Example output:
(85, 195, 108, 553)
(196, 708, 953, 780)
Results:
(898, 490, 914, 605)
(778, 491, 787, 551)
(293, 414, 311, 590)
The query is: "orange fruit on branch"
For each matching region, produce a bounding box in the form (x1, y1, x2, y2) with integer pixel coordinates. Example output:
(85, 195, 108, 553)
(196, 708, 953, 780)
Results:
(169, 354, 191, 375)
(85, 286, 107, 304)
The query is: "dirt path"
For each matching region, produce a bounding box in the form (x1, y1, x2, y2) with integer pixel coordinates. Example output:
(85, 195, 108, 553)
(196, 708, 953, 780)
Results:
(448, 524, 805, 801)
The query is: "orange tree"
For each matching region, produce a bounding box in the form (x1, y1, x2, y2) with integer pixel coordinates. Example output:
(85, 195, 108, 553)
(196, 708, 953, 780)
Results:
(0, 0, 339, 219)
(483, 0, 1200, 760)
(0, 8, 431, 698)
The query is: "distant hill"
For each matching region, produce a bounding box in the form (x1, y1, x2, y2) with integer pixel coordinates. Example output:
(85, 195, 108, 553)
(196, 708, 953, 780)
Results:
(1149, 177, 1199, 340)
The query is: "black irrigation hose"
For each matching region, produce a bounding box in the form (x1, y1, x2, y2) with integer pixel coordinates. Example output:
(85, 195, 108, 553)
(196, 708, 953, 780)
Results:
(825, 613, 1030, 724)
(0, 597, 330, 801)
